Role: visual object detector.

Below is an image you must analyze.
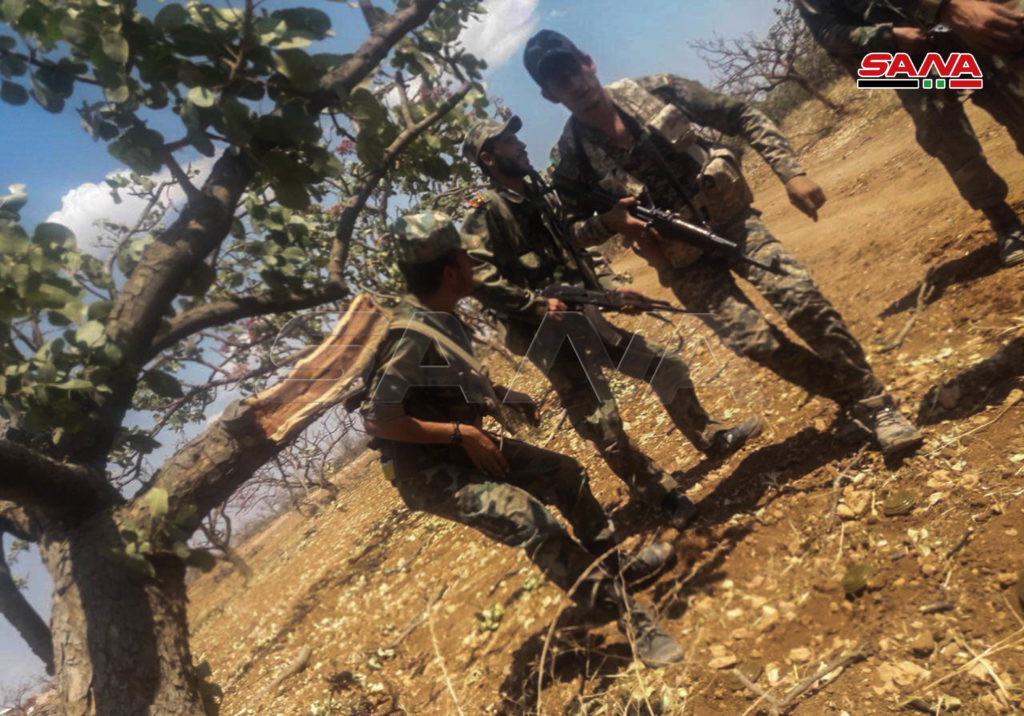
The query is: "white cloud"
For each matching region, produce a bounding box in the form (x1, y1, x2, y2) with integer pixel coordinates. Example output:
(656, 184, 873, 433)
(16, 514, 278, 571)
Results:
(47, 157, 217, 257)
(460, 0, 540, 70)
(549, 9, 566, 18)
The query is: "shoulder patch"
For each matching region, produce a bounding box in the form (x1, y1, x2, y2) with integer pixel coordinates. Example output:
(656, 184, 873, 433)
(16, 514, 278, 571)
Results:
(464, 191, 488, 208)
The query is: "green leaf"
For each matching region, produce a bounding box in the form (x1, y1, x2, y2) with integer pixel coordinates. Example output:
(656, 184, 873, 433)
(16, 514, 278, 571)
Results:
(0, 52, 27, 78)
(272, 49, 320, 93)
(100, 29, 130, 65)
(75, 320, 107, 348)
(180, 261, 216, 296)
(33, 222, 74, 245)
(270, 8, 331, 39)
(2, 0, 26, 23)
(29, 76, 63, 113)
(187, 85, 216, 108)
(52, 378, 95, 391)
(25, 283, 78, 308)
(143, 369, 183, 399)
(0, 79, 27, 105)
(142, 488, 169, 518)
(154, 3, 188, 32)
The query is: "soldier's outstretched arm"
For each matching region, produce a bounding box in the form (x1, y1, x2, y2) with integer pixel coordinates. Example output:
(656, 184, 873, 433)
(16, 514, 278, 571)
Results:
(640, 75, 807, 185)
(795, 0, 900, 56)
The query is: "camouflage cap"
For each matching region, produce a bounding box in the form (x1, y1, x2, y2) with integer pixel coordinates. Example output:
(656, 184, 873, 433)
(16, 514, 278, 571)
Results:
(391, 212, 463, 264)
(523, 30, 584, 86)
(462, 115, 522, 163)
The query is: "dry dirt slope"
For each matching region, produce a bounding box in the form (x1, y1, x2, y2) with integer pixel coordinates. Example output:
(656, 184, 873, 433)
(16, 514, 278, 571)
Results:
(188, 82, 1024, 715)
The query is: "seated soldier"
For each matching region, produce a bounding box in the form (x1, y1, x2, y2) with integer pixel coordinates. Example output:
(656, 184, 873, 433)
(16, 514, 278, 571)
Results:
(359, 212, 685, 668)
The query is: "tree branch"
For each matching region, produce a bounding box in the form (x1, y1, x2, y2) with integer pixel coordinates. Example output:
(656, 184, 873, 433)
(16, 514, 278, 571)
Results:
(0, 541, 54, 673)
(145, 284, 348, 361)
(0, 440, 122, 514)
(328, 80, 474, 282)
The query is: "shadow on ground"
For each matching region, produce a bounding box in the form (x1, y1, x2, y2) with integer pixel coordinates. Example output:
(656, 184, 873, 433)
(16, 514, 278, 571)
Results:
(880, 242, 1001, 318)
(917, 336, 1024, 425)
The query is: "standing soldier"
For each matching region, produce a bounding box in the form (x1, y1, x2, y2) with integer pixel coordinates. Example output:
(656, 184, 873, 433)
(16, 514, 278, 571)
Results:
(459, 115, 765, 526)
(797, 0, 1024, 267)
(359, 212, 684, 668)
(523, 30, 923, 456)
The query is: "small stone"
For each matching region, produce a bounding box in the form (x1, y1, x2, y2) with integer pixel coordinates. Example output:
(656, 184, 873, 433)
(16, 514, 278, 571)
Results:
(968, 661, 992, 684)
(845, 490, 872, 516)
(709, 644, 729, 659)
(708, 654, 739, 669)
(789, 647, 812, 663)
(909, 631, 934, 657)
(995, 572, 1017, 588)
(836, 504, 856, 520)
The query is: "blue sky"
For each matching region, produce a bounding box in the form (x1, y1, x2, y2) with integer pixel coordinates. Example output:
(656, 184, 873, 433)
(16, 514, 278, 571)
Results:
(0, 0, 779, 695)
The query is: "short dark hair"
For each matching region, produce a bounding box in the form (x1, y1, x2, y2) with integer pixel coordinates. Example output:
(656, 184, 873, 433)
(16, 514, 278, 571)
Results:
(399, 249, 460, 296)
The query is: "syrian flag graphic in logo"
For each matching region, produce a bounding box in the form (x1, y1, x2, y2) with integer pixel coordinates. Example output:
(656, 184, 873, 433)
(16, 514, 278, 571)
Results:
(857, 52, 983, 90)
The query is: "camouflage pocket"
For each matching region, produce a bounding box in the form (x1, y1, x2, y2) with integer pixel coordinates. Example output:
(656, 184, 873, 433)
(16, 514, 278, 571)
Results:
(697, 148, 754, 228)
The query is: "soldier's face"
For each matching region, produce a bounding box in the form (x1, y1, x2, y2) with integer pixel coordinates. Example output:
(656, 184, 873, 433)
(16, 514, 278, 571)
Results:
(483, 132, 531, 178)
(540, 55, 602, 113)
(448, 249, 476, 298)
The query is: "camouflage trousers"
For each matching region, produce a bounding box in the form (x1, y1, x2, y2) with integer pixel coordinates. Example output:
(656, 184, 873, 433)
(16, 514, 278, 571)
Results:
(507, 315, 724, 506)
(661, 211, 884, 407)
(387, 437, 617, 602)
(895, 53, 1023, 210)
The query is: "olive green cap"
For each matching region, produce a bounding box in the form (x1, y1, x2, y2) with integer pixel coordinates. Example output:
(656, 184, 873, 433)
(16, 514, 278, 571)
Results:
(391, 212, 463, 264)
(462, 115, 522, 163)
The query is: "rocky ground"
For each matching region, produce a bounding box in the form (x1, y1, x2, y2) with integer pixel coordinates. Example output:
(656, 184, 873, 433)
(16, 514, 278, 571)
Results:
(186, 80, 1024, 715)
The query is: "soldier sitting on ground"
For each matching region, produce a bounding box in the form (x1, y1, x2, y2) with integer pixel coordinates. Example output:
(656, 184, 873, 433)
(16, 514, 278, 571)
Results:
(523, 30, 924, 457)
(797, 0, 1024, 267)
(459, 115, 765, 527)
(358, 212, 685, 668)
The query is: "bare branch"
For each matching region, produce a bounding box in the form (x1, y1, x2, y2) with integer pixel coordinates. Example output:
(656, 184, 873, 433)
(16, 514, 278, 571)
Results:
(146, 284, 348, 361)
(0, 542, 54, 673)
(328, 80, 475, 282)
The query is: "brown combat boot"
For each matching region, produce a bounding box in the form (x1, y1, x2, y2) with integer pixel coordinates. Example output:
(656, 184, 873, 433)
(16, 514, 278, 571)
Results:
(851, 394, 923, 457)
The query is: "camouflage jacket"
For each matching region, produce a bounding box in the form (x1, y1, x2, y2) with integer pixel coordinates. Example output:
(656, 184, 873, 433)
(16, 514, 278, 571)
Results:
(461, 178, 613, 323)
(550, 75, 805, 254)
(796, 0, 950, 65)
(360, 294, 497, 464)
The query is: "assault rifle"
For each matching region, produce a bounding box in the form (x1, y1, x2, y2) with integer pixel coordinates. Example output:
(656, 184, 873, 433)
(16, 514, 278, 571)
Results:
(554, 179, 787, 275)
(543, 285, 690, 314)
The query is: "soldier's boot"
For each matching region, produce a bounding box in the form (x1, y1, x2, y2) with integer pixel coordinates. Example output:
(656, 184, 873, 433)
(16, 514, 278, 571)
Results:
(618, 541, 677, 588)
(997, 226, 1024, 267)
(851, 394, 924, 457)
(661, 489, 698, 529)
(704, 416, 766, 461)
(617, 595, 685, 669)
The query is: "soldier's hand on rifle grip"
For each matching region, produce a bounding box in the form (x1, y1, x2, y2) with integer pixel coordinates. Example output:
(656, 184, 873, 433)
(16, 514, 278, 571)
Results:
(785, 175, 827, 222)
(461, 425, 510, 477)
(893, 26, 933, 53)
(545, 297, 568, 320)
(615, 288, 648, 315)
(941, 0, 1024, 55)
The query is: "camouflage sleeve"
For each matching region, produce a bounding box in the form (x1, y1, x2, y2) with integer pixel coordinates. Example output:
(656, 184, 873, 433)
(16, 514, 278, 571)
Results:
(460, 201, 547, 320)
(640, 74, 806, 184)
(795, 0, 900, 58)
(360, 331, 423, 422)
(900, 0, 947, 24)
(549, 137, 619, 248)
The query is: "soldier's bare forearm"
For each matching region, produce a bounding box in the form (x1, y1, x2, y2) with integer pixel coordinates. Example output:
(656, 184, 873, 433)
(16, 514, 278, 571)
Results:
(364, 416, 459, 445)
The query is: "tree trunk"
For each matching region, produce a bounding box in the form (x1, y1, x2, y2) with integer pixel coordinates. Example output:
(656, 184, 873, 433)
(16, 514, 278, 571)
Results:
(792, 73, 844, 113)
(41, 514, 206, 715)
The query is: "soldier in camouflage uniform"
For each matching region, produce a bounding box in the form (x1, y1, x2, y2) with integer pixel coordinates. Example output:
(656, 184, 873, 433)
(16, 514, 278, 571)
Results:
(797, 0, 1024, 266)
(523, 30, 923, 456)
(359, 212, 685, 668)
(459, 116, 765, 525)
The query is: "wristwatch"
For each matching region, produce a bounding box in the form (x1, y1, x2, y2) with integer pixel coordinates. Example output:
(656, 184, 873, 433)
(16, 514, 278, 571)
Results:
(451, 422, 462, 445)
